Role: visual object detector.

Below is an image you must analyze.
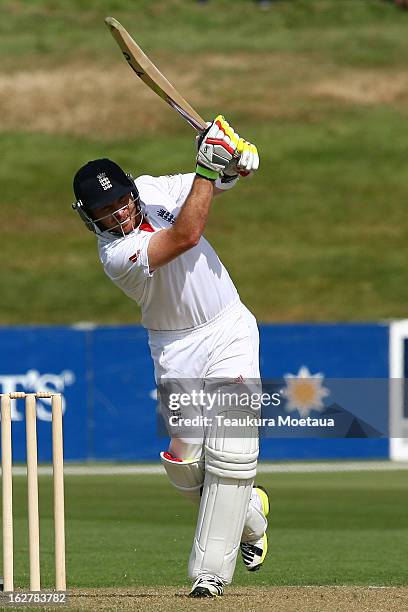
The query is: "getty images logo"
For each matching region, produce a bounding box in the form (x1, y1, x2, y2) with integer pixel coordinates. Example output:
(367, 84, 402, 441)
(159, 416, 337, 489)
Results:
(0, 370, 75, 421)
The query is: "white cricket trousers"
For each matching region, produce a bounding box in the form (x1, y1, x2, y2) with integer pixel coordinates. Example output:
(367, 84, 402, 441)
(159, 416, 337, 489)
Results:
(148, 299, 260, 382)
(148, 299, 260, 458)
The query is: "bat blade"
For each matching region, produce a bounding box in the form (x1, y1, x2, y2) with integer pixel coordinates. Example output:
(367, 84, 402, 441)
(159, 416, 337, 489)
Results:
(105, 17, 207, 132)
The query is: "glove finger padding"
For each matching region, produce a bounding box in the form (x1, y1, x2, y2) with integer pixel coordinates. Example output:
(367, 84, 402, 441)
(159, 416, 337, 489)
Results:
(196, 115, 240, 181)
(237, 142, 259, 172)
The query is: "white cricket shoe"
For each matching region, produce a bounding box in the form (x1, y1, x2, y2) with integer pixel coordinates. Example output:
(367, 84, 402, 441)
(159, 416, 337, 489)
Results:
(189, 574, 224, 598)
(240, 486, 269, 572)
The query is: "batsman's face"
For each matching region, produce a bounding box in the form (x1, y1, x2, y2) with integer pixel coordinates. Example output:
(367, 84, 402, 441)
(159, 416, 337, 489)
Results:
(92, 193, 140, 235)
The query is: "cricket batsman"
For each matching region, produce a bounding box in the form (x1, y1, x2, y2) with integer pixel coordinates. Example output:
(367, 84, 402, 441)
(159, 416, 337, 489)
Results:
(72, 115, 269, 597)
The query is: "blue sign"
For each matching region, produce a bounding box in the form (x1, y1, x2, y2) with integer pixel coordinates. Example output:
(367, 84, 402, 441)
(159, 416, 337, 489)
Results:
(259, 323, 389, 459)
(0, 323, 389, 462)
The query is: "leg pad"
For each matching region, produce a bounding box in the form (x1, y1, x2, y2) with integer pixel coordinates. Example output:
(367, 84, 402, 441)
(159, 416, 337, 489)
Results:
(188, 409, 259, 584)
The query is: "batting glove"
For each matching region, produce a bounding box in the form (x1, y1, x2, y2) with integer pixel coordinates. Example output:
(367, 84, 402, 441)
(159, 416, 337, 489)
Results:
(196, 115, 241, 181)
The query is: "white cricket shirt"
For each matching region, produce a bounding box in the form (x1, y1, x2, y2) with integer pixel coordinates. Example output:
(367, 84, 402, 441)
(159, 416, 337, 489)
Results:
(97, 173, 239, 331)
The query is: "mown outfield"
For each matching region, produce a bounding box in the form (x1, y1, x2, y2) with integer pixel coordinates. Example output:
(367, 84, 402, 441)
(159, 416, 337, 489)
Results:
(3, 468, 408, 610)
(2, 0, 408, 323)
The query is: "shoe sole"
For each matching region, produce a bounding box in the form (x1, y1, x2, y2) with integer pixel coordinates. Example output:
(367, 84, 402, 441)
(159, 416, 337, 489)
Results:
(246, 486, 269, 571)
(254, 485, 270, 517)
(247, 532, 268, 572)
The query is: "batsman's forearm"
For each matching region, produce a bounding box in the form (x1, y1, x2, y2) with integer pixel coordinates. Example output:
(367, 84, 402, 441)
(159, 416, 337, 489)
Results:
(172, 176, 214, 247)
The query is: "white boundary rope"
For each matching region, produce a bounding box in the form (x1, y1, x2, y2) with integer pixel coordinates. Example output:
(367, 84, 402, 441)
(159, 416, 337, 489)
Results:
(9, 460, 408, 476)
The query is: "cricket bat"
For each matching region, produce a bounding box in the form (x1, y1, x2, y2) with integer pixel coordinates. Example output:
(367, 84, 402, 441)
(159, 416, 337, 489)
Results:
(105, 17, 207, 132)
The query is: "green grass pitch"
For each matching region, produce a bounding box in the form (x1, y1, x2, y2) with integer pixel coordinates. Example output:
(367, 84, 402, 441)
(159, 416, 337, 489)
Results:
(5, 468, 408, 590)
